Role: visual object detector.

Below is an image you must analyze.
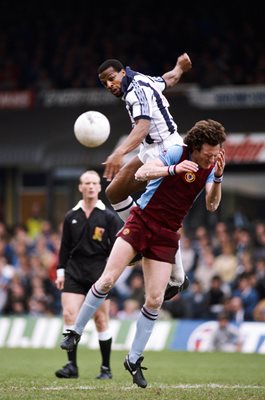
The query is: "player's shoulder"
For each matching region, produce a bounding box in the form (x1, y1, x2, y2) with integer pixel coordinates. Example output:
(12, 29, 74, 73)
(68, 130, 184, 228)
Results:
(64, 207, 78, 221)
(135, 72, 165, 86)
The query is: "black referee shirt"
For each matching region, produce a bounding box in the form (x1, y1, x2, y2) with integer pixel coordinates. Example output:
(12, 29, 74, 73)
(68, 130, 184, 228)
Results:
(57, 200, 122, 282)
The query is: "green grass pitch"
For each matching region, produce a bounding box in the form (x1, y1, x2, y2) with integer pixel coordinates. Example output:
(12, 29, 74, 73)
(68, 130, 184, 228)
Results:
(0, 348, 264, 400)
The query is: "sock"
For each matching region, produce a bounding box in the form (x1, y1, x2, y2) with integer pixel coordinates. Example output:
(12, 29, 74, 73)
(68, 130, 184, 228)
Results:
(98, 332, 112, 369)
(112, 196, 135, 222)
(68, 345, 78, 366)
(74, 284, 108, 335)
(63, 324, 78, 366)
(128, 306, 158, 363)
(170, 245, 185, 286)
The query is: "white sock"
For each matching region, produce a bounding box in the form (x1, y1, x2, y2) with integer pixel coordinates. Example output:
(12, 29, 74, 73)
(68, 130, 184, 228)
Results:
(128, 306, 158, 363)
(63, 324, 75, 333)
(170, 245, 185, 286)
(112, 196, 135, 222)
(74, 284, 108, 335)
(98, 330, 112, 341)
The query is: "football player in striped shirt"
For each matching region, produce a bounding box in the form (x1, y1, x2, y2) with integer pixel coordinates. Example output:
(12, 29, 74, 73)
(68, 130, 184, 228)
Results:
(98, 53, 192, 298)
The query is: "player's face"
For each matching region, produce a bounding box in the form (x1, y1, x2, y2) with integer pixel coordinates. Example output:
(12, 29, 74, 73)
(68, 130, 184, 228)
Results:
(98, 66, 125, 97)
(193, 143, 221, 169)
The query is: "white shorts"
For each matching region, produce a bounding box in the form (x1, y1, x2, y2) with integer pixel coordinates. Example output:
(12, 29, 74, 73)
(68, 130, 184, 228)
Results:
(138, 132, 184, 164)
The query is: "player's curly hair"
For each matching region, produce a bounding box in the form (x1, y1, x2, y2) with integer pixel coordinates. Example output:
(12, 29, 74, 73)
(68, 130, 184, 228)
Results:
(184, 119, 227, 151)
(98, 59, 124, 74)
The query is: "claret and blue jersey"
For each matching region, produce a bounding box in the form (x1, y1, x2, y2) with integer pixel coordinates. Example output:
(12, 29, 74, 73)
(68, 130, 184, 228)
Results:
(137, 145, 215, 231)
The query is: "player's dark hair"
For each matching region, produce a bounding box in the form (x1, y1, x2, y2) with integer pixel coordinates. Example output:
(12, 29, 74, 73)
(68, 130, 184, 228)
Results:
(98, 59, 124, 74)
(184, 119, 227, 151)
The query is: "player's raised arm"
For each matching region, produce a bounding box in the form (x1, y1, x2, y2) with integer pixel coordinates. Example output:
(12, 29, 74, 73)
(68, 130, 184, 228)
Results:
(205, 148, 226, 212)
(162, 53, 192, 89)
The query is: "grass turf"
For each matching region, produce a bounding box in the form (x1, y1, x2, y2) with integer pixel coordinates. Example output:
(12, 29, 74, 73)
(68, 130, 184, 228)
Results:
(0, 348, 264, 400)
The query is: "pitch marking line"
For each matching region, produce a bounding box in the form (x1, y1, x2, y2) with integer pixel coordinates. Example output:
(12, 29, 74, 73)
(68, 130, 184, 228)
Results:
(39, 384, 265, 391)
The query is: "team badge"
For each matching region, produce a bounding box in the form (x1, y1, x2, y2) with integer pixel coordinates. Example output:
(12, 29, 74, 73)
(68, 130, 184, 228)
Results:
(92, 226, 105, 241)
(122, 228, 130, 235)
(185, 172, 196, 182)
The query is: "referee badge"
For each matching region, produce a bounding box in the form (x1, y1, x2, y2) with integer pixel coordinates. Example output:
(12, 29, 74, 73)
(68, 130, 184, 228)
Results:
(92, 226, 105, 241)
(185, 172, 196, 183)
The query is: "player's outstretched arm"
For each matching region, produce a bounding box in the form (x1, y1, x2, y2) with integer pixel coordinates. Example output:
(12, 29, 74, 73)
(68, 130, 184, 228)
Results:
(162, 53, 192, 89)
(135, 159, 198, 181)
(103, 119, 150, 181)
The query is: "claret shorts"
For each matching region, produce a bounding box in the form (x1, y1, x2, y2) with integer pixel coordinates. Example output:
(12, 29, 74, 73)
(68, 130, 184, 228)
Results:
(117, 207, 180, 264)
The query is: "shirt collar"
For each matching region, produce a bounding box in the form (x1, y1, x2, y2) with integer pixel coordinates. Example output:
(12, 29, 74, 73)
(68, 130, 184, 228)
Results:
(121, 66, 138, 96)
(72, 199, 106, 211)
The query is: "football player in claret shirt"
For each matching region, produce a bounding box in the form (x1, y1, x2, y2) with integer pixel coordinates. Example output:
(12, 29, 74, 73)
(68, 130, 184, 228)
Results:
(60, 119, 226, 388)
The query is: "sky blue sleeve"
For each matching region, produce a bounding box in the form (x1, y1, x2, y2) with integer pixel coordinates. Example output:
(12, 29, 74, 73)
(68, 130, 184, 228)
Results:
(159, 145, 184, 166)
(206, 169, 215, 183)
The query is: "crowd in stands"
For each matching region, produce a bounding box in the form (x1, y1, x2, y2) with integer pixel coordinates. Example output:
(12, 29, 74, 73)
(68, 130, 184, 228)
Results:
(0, 216, 265, 324)
(0, 1, 264, 91)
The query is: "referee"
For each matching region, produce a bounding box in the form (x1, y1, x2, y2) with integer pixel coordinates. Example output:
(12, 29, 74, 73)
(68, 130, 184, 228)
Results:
(55, 170, 122, 379)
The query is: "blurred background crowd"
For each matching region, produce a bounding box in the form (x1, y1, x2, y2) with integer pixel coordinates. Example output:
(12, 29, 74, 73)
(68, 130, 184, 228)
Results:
(0, 216, 265, 323)
(0, 1, 264, 325)
(0, 1, 264, 91)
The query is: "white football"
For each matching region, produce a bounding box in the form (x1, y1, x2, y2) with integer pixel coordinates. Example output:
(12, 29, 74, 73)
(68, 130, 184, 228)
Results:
(74, 111, 110, 148)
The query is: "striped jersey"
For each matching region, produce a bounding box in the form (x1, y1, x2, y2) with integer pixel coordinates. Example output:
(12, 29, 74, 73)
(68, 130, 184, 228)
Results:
(137, 145, 215, 231)
(121, 67, 183, 145)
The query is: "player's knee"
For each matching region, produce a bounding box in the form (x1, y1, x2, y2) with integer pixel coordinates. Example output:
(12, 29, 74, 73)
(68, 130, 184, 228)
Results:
(145, 295, 163, 310)
(98, 276, 115, 293)
(63, 308, 76, 324)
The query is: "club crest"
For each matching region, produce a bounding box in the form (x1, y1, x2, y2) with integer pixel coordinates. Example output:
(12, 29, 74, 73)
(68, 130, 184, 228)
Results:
(185, 172, 196, 182)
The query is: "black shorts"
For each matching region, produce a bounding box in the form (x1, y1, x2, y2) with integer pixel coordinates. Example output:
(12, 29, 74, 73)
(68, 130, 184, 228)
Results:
(63, 272, 111, 299)
(63, 272, 94, 295)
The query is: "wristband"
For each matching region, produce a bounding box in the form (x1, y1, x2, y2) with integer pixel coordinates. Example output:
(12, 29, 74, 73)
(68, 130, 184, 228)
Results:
(168, 165, 177, 176)
(56, 268, 65, 278)
(213, 175, 223, 183)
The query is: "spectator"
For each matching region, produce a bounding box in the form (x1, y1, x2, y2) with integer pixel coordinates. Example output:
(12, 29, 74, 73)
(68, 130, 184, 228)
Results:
(117, 299, 140, 320)
(226, 296, 245, 324)
(0, 256, 15, 312)
(205, 275, 227, 320)
(185, 280, 209, 319)
(3, 275, 29, 315)
(210, 312, 241, 352)
(194, 246, 217, 292)
(232, 273, 259, 321)
(213, 242, 237, 285)
(25, 202, 45, 240)
(162, 293, 190, 319)
(253, 299, 265, 322)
